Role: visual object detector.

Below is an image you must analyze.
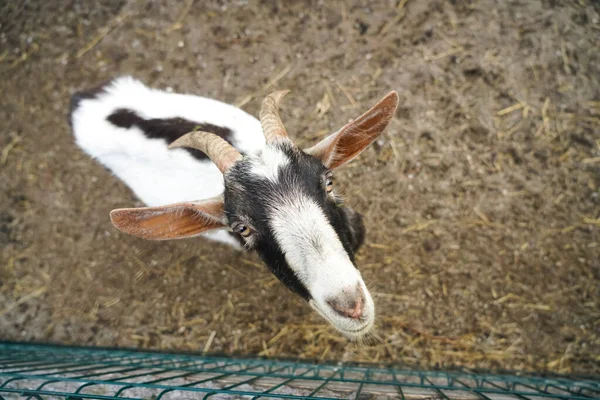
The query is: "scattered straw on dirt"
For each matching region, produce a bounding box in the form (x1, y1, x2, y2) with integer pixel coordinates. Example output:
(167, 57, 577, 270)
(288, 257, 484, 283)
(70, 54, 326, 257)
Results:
(0, 0, 598, 376)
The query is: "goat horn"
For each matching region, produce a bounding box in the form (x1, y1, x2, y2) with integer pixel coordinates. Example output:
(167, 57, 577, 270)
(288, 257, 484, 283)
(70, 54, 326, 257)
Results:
(169, 131, 242, 173)
(260, 90, 290, 143)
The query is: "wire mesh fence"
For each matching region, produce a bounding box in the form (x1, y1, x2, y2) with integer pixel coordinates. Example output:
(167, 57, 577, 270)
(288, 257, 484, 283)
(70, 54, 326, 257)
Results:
(0, 342, 598, 400)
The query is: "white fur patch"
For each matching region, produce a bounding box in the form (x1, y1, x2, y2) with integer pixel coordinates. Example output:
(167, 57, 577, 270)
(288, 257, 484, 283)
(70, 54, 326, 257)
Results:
(248, 145, 289, 182)
(268, 194, 357, 296)
(268, 193, 375, 337)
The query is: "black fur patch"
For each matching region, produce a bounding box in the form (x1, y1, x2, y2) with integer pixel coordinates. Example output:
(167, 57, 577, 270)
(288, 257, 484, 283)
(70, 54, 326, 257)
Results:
(106, 109, 234, 161)
(223, 142, 366, 301)
(68, 81, 110, 127)
(339, 207, 366, 253)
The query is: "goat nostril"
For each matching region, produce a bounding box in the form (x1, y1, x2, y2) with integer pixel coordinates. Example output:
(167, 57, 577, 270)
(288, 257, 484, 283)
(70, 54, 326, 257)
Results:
(356, 283, 365, 303)
(326, 285, 365, 320)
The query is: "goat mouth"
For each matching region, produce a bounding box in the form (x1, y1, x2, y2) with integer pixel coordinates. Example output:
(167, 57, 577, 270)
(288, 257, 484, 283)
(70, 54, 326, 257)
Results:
(309, 301, 374, 339)
(336, 321, 374, 340)
(343, 323, 373, 333)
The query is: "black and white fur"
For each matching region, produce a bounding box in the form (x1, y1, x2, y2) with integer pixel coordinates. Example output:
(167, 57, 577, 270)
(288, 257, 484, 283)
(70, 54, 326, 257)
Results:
(70, 77, 396, 339)
(224, 140, 371, 334)
(70, 77, 263, 247)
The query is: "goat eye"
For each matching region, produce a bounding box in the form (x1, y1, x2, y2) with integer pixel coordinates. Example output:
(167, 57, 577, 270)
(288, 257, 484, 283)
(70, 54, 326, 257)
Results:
(325, 176, 334, 193)
(235, 224, 251, 238)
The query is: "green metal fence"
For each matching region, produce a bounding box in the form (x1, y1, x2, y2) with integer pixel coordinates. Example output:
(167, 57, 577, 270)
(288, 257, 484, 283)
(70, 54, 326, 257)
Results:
(0, 342, 598, 400)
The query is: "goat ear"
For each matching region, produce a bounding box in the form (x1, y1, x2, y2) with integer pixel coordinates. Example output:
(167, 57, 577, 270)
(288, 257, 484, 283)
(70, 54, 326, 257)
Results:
(109, 197, 226, 240)
(305, 91, 399, 169)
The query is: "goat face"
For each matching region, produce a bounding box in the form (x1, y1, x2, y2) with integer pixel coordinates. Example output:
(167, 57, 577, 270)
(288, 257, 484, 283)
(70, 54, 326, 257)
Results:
(110, 90, 398, 340)
(224, 141, 373, 338)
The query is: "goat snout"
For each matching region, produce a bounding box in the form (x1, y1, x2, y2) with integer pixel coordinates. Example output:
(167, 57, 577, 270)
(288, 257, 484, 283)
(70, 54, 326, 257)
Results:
(326, 284, 365, 320)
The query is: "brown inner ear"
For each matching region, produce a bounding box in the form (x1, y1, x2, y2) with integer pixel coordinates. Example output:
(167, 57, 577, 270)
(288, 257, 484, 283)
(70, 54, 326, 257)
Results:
(328, 111, 390, 168)
(306, 91, 399, 169)
(110, 199, 225, 241)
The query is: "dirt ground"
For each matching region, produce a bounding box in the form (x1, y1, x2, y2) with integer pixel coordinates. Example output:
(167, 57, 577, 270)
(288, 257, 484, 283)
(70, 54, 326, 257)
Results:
(1, 0, 599, 376)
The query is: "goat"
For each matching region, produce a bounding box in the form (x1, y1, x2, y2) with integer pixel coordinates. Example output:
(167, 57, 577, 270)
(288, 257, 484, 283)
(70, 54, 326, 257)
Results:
(70, 76, 398, 340)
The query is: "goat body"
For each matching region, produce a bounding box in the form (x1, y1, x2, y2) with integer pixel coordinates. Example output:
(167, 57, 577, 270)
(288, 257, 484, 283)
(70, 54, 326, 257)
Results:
(70, 77, 398, 340)
(70, 77, 263, 246)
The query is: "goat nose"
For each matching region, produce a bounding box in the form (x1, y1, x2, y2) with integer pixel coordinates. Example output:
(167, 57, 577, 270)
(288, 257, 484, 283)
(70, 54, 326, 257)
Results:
(326, 284, 365, 320)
